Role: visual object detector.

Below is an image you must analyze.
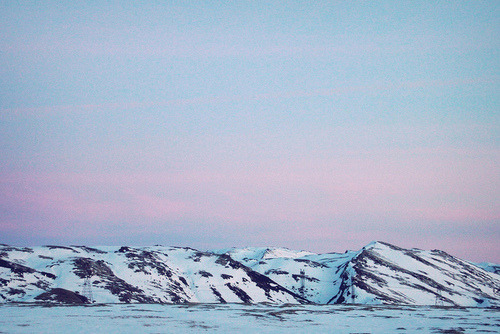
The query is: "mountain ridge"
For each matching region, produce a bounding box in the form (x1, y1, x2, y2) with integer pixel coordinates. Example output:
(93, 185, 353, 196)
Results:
(0, 241, 498, 306)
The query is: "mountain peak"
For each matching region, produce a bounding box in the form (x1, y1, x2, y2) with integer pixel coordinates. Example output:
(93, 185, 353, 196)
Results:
(362, 240, 395, 250)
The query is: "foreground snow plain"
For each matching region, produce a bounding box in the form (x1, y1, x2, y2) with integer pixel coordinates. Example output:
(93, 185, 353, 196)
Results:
(0, 303, 498, 333)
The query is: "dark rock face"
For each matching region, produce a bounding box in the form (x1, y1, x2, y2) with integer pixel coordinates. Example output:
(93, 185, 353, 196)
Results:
(225, 283, 252, 303)
(73, 258, 113, 278)
(327, 264, 352, 304)
(0, 259, 56, 279)
(74, 246, 107, 254)
(124, 249, 173, 277)
(73, 257, 156, 303)
(215, 254, 246, 270)
(0, 259, 36, 276)
(198, 270, 213, 278)
(293, 259, 327, 268)
(35, 288, 88, 304)
(246, 270, 309, 303)
(265, 269, 289, 275)
(210, 286, 226, 303)
(46, 246, 79, 253)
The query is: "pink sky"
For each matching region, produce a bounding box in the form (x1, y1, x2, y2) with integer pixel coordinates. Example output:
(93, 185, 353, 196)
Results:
(1, 143, 498, 262)
(1, 2, 498, 263)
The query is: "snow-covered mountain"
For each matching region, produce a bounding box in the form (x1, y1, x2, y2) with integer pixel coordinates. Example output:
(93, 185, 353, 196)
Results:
(474, 262, 500, 275)
(1, 242, 498, 306)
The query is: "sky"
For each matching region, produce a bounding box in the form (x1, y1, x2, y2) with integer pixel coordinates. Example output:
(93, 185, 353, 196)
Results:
(0, 1, 499, 262)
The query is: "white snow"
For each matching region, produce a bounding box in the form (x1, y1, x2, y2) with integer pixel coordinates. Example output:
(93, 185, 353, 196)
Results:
(0, 303, 497, 333)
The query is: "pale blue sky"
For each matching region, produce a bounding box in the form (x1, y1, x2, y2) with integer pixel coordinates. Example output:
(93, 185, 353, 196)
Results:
(0, 1, 499, 261)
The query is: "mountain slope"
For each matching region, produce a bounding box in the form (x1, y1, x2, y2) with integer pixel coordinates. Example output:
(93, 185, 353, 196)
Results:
(328, 242, 499, 307)
(0, 245, 307, 304)
(215, 242, 500, 307)
(0, 242, 498, 306)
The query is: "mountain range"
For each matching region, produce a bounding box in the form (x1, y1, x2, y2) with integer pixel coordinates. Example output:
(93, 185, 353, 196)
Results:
(1, 241, 498, 306)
